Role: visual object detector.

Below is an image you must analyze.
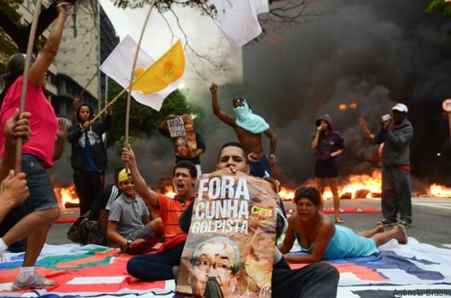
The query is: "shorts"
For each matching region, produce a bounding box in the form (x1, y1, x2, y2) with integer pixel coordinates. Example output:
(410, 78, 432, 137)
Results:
(20, 154, 58, 212)
(0, 155, 57, 241)
(315, 158, 338, 178)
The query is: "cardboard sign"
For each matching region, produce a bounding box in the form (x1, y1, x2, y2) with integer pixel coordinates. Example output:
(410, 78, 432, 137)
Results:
(176, 169, 278, 298)
(167, 116, 186, 138)
(166, 114, 198, 158)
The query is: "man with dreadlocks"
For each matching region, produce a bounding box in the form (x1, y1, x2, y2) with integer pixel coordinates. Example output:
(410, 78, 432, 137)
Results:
(210, 83, 278, 178)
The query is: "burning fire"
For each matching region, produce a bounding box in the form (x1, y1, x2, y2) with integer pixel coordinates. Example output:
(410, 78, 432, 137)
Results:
(338, 104, 348, 111)
(54, 185, 79, 209)
(278, 186, 295, 200)
(162, 185, 176, 198)
(338, 102, 359, 112)
(429, 184, 451, 198)
(278, 170, 382, 201)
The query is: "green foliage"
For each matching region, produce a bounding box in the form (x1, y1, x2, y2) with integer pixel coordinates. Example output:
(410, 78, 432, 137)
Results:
(426, 0, 451, 17)
(0, 0, 22, 61)
(106, 79, 203, 146)
(0, 0, 22, 21)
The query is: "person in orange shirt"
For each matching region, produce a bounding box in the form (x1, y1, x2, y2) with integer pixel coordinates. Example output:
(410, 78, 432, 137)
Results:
(121, 146, 197, 281)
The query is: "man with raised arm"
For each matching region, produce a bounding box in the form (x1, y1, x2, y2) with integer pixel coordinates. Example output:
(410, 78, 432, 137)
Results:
(210, 83, 277, 178)
(121, 146, 197, 281)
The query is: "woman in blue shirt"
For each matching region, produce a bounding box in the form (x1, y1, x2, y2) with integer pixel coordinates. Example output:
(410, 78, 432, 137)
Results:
(280, 186, 408, 263)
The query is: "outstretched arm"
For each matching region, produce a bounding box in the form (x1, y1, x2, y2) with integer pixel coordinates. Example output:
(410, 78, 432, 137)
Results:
(210, 83, 235, 127)
(0, 171, 29, 223)
(29, 2, 71, 86)
(283, 220, 334, 264)
(279, 218, 295, 254)
(121, 146, 160, 208)
(0, 111, 31, 181)
(53, 118, 68, 161)
(264, 128, 277, 157)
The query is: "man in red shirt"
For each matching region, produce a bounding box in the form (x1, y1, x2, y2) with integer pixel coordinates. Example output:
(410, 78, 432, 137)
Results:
(121, 146, 197, 281)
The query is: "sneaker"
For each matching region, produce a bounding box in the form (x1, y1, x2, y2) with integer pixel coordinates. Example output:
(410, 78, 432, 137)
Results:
(12, 271, 55, 290)
(377, 218, 397, 226)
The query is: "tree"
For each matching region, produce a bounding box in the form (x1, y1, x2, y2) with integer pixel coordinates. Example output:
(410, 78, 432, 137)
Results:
(107, 79, 203, 146)
(426, 0, 451, 17)
(0, 0, 75, 53)
(113, 0, 313, 28)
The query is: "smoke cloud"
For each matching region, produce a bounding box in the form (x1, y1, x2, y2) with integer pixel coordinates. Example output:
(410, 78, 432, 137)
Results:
(54, 0, 451, 187)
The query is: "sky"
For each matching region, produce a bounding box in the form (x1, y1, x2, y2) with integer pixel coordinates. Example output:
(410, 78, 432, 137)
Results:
(98, 0, 243, 88)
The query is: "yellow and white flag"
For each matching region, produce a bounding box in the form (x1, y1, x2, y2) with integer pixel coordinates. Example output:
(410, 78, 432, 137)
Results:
(100, 35, 185, 111)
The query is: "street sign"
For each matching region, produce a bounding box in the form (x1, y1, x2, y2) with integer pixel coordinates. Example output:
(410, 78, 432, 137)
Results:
(442, 99, 451, 113)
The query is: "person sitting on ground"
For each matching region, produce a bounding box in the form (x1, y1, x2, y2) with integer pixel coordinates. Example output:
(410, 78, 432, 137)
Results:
(180, 142, 339, 298)
(121, 147, 197, 280)
(67, 168, 124, 245)
(68, 102, 112, 217)
(0, 2, 71, 289)
(210, 83, 278, 178)
(280, 186, 408, 263)
(107, 169, 162, 254)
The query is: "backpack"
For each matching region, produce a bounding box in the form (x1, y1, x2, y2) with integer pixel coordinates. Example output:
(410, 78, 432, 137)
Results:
(67, 210, 106, 245)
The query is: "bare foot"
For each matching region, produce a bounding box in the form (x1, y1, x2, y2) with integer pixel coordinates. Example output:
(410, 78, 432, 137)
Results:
(395, 225, 408, 244)
(335, 216, 344, 224)
(375, 224, 384, 233)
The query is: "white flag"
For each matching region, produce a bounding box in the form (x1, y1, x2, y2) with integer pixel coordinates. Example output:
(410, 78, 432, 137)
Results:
(211, 0, 262, 47)
(100, 35, 179, 111)
(252, 0, 270, 14)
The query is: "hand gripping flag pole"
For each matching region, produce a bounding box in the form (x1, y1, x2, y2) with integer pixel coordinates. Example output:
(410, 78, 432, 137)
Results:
(15, 0, 43, 172)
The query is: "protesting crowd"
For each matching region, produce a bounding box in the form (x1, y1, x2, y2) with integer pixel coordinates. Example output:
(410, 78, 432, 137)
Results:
(0, 2, 414, 297)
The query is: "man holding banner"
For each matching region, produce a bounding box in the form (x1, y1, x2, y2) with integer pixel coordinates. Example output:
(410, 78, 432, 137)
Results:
(178, 142, 339, 298)
(121, 147, 197, 281)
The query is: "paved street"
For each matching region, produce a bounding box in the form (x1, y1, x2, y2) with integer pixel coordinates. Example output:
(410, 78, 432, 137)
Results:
(48, 197, 451, 248)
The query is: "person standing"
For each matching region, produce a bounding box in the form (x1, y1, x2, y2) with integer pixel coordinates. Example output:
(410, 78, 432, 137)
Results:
(210, 83, 278, 178)
(375, 103, 414, 227)
(312, 115, 345, 223)
(68, 102, 111, 216)
(0, 1, 71, 289)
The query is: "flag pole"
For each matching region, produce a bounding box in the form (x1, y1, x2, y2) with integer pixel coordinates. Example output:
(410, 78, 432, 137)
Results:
(15, 0, 42, 172)
(124, 3, 154, 146)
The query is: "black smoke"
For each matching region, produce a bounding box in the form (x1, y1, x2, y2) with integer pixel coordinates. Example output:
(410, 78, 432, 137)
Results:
(54, 0, 451, 187)
(235, 0, 451, 185)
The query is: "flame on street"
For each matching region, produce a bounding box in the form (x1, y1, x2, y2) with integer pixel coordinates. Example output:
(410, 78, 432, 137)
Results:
(54, 185, 79, 208)
(429, 184, 451, 198)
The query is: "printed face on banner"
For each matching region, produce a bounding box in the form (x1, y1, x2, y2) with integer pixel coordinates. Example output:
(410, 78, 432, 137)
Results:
(176, 169, 278, 298)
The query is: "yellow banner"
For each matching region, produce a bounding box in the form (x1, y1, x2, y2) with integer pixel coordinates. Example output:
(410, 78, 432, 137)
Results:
(132, 40, 185, 95)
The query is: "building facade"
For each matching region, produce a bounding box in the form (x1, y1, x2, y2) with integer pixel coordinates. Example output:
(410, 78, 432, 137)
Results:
(1, 0, 119, 119)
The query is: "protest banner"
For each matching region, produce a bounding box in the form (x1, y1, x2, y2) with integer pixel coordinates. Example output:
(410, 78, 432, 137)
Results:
(164, 114, 198, 158)
(176, 169, 278, 298)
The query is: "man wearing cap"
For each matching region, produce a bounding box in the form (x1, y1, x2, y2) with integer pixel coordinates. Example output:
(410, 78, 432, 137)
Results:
(209, 83, 278, 178)
(121, 146, 197, 280)
(375, 103, 414, 227)
(107, 169, 160, 254)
